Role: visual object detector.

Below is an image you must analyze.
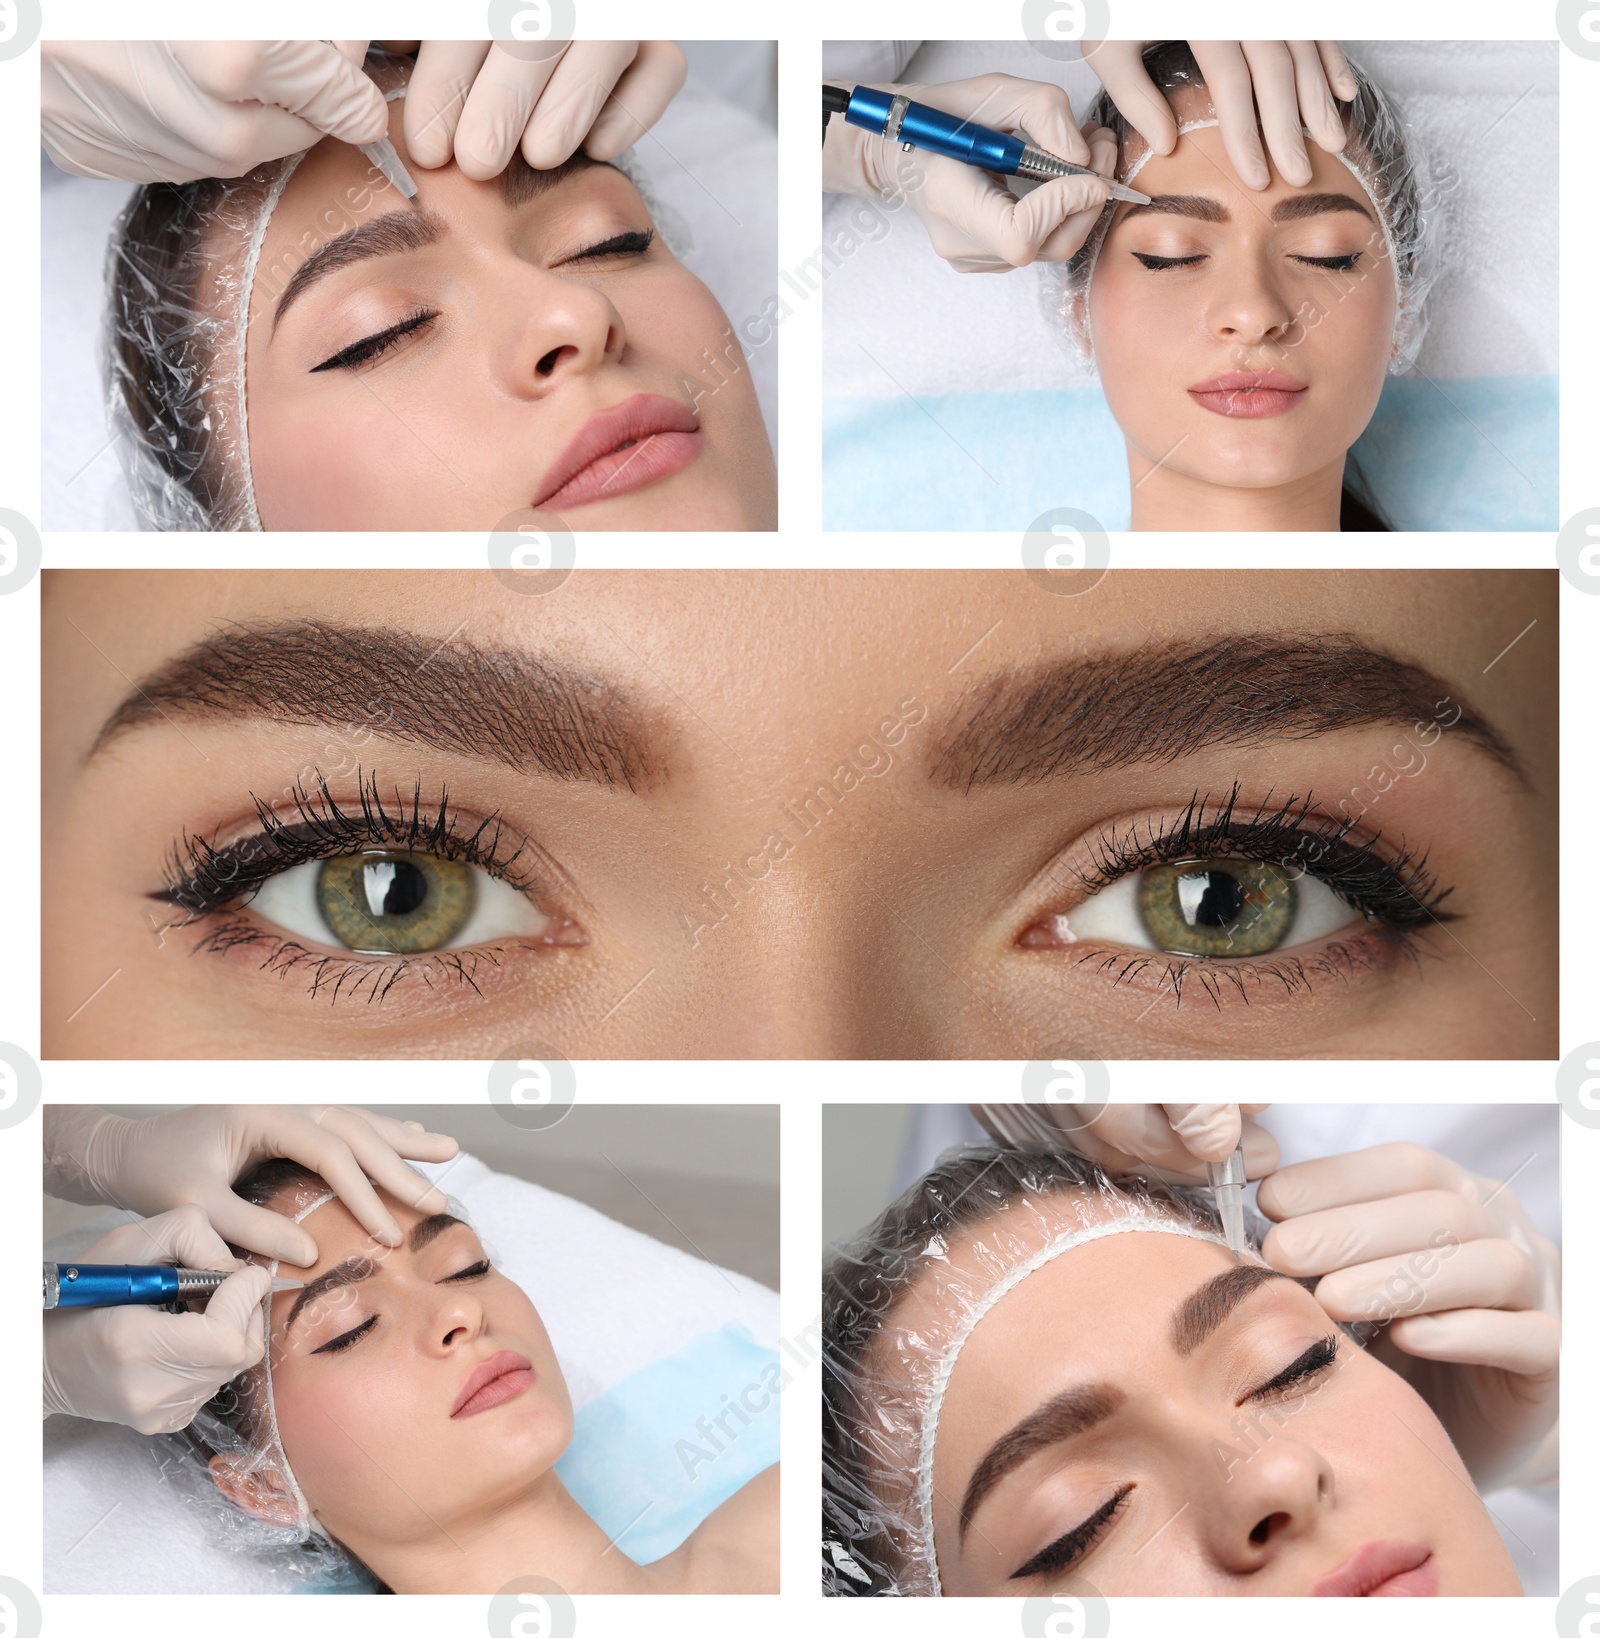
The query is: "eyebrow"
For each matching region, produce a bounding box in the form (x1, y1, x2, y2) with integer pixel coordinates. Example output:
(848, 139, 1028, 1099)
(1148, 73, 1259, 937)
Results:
(957, 1264, 1303, 1542)
(1123, 191, 1375, 226)
(932, 635, 1523, 790)
(89, 619, 662, 789)
(283, 1211, 468, 1334)
(271, 153, 606, 331)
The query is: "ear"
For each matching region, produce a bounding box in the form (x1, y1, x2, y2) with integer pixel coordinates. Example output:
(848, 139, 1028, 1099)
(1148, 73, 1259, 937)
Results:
(207, 1452, 302, 1527)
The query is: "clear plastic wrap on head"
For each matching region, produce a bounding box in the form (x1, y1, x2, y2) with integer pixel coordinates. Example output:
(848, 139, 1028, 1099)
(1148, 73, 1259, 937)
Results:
(1045, 41, 1442, 376)
(822, 1142, 1270, 1597)
(160, 1158, 474, 1587)
(102, 51, 686, 532)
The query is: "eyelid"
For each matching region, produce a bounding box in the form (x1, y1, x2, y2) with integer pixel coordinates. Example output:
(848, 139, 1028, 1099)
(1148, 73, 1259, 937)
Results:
(1010, 1484, 1133, 1581)
(310, 308, 438, 374)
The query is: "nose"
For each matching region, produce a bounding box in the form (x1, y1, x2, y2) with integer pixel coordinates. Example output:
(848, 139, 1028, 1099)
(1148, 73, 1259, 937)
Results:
(1196, 1416, 1335, 1575)
(501, 271, 626, 398)
(421, 1283, 487, 1355)
(1205, 256, 1299, 352)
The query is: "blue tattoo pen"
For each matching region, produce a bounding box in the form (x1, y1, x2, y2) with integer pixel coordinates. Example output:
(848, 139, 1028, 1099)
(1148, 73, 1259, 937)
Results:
(1206, 1145, 1248, 1263)
(824, 82, 1150, 204)
(43, 1263, 304, 1309)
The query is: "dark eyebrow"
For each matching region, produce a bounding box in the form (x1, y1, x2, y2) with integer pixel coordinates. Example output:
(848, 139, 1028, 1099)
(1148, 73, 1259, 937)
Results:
(959, 1264, 1305, 1542)
(932, 635, 1524, 790)
(1269, 190, 1376, 225)
(408, 1211, 466, 1253)
(271, 209, 446, 332)
(269, 153, 607, 332)
(282, 1213, 470, 1334)
(1120, 191, 1373, 227)
(89, 619, 662, 788)
(1170, 1264, 1303, 1357)
(959, 1383, 1124, 1541)
(284, 1255, 377, 1334)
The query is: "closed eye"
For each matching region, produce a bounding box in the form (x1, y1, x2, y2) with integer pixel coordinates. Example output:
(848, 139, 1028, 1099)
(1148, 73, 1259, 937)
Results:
(310, 308, 437, 373)
(1131, 251, 1205, 270)
(312, 1314, 377, 1355)
(1010, 1484, 1133, 1581)
(560, 228, 655, 266)
(1293, 252, 1363, 271)
(444, 1258, 491, 1282)
(1246, 1334, 1340, 1400)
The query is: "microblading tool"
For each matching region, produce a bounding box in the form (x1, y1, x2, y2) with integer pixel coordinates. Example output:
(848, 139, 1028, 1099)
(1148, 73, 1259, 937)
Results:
(1206, 1145, 1247, 1262)
(824, 82, 1151, 204)
(43, 1263, 304, 1310)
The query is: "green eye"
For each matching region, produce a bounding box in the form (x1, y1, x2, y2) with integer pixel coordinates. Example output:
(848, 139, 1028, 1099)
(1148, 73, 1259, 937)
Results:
(316, 852, 476, 953)
(1136, 859, 1297, 957)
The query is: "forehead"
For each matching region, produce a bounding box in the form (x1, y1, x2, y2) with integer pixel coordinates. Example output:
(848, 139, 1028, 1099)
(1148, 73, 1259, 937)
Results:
(1118, 121, 1372, 215)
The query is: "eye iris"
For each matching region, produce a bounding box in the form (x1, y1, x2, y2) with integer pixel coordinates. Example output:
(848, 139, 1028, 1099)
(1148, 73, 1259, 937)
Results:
(1137, 859, 1296, 957)
(315, 852, 475, 953)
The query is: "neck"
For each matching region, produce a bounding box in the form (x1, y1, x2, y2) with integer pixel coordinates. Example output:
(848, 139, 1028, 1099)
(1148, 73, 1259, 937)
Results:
(343, 1469, 666, 1596)
(1127, 446, 1347, 532)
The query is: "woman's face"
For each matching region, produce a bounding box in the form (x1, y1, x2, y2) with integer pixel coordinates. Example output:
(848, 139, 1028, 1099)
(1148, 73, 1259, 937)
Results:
(906, 1216, 1521, 1595)
(1088, 119, 1397, 494)
(42, 568, 1555, 1059)
(240, 98, 775, 531)
(247, 1187, 571, 1548)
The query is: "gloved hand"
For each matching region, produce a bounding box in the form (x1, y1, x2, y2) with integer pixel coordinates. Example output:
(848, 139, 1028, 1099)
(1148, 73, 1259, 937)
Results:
(43, 1208, 271, 1433)
(43, 1105, 458, 1266)
(975, 1102, 1278, 1183)
(1258, 1142, 1560, 1491)
(41, 41, 389, 183)
(823, 74, 1115, 272)
(388, 40, 687, 179)
(1083, 39, 1357, 191)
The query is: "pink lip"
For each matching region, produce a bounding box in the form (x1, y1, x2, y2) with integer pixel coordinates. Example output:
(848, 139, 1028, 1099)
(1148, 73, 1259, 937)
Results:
(450, 1350, 534, 1419)
(533, 393, 703, 510)
(1188, 369, 1308, 419)
(1310, 1541, 1437, 1597)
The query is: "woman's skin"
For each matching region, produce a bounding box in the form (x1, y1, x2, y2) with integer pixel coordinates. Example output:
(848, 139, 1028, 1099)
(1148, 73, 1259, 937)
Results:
(241, 95, 776, 531)
(41, 568, 1556, 1059)
(1086, 110, 1397, 531)
(896, 1200, 1523, 1595)
(211, 1183, 778, 1593)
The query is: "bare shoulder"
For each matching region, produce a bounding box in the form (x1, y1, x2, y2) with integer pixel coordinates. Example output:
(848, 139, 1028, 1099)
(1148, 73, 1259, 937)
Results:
(671, 1463, 780, 1593)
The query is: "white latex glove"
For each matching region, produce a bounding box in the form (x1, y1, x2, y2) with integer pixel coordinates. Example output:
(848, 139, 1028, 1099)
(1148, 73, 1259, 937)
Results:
(43, 1208, 271, 1433)
(43, 1105, 458, 1266)
(823, 74, 1115, 272)
(389, 40, 687, 179)
(41, 40, 388, 183)
(975, 1102, 1278, 1183)
(1258, 1142, 1560, 1491)
(1083, 39, 1357, 190)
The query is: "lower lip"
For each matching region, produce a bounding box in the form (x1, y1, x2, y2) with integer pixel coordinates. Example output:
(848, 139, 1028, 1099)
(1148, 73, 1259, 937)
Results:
(452, 1367, 535, 1420)
(1311, 1547, 1437, 1597)
(1188, 386, 1307, 419)
(538, 428, 704, 511)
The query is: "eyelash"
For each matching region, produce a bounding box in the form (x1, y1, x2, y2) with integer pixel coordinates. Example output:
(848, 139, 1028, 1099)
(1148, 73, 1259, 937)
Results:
(308, 229, 656, 373)
(155, 770, 551, 1003)
(1054, 784, 1452, 1003)
(1131, 251, 1363, 272)
(311, 1258, 492, 1355)
(1009, 1336, 1340, 1581)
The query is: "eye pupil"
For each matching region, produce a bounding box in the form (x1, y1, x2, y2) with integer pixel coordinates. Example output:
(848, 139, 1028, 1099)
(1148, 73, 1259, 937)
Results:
(1138, 859, 1296, 957)
(365, 858, 427, 918)
(1177, 869, 1245, 928)
(317, 851, 476, 953)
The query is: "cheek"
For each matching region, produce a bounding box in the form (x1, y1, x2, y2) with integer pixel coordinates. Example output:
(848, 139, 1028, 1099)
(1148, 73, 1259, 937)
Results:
(246, 386, 406, 530)
(271, 1354, 432, 1500)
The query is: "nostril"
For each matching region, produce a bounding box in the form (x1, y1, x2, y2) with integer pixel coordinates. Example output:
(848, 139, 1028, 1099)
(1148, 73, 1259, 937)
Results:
(536, 345, 576, 378)
(1250, 1511, 1289, 1546)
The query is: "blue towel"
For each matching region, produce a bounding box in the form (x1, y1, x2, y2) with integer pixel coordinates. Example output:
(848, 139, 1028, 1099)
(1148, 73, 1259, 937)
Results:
(823, 374, 1557, 532)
